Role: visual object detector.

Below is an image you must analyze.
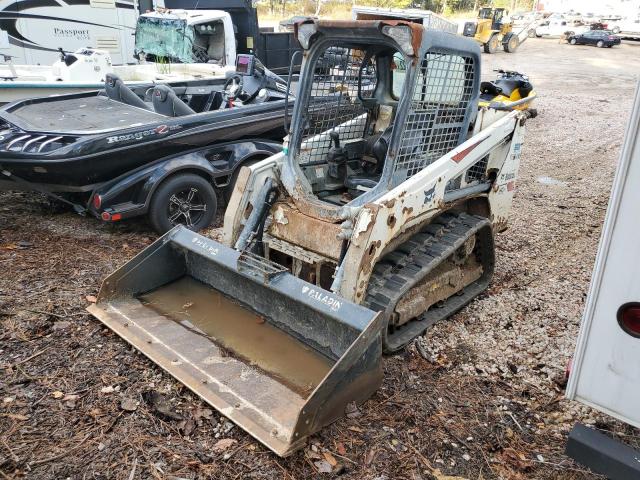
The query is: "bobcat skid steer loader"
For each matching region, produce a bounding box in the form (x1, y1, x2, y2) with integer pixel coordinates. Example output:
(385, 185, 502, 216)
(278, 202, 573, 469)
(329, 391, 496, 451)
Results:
(88, 20, 535, 456)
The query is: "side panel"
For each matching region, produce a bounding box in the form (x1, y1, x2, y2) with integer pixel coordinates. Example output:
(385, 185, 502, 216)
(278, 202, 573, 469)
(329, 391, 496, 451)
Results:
(2, 0, 137, 65)
(566, 84, 640, 428)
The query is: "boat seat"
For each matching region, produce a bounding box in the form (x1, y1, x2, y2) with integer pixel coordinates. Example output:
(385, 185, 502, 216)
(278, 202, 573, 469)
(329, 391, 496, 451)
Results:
(105, 73, 150, 110)
(152, 85, 196, 117)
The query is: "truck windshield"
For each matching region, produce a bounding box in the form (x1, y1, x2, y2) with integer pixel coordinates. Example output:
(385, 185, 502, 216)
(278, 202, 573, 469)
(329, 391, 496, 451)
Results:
(135, 16, 195, 63)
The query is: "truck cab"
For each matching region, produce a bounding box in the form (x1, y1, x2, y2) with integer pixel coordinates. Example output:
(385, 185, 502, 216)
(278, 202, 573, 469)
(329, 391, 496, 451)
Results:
(134, 10, 237, 66)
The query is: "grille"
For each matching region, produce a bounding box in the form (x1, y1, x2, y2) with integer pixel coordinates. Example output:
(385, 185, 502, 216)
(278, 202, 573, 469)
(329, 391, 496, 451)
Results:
(393, 51, 476, 181)
(465, 154, 489, 183)
(296, 47, 375, 165)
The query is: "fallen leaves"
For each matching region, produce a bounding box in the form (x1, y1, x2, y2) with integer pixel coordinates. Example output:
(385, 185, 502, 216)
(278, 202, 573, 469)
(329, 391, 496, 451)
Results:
(212, 438, 237, 452)
(85, 295, 97, 303)
(142, 391, 183, 421)
(322, 450, 337, 466)
(314, 459, 333, 473)
(62, 394, 79, 409)
(120, 397, 138, 412)
(0, 413, 29, 421)
(52, 391, 64, 399)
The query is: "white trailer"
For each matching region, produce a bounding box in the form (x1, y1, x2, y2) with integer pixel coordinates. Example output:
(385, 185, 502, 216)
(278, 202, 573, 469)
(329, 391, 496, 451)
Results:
(351, 6, 458, 34)
(0, 0, 138, 65)
(565, 83, 640, 478)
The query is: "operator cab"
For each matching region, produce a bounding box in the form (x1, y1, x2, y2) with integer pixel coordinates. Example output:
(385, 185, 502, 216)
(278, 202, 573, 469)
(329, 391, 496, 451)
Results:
(288, 27, 478, 209)
(292, 45, 405, 205)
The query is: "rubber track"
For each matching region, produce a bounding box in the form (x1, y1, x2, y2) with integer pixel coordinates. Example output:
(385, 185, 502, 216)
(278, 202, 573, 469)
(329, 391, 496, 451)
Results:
(363, 212, 495, 352)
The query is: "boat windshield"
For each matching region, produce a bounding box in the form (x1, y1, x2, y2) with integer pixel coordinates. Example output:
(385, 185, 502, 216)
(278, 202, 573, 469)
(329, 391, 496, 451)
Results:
(135, 16, 195, 63)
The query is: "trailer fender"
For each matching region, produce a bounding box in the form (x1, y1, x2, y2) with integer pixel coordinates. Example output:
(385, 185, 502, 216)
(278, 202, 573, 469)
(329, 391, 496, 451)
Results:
(93, 140, 282, 219)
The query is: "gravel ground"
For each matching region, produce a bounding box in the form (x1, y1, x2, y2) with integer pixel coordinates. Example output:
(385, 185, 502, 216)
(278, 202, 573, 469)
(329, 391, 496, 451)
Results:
(2, 38, 640, 479)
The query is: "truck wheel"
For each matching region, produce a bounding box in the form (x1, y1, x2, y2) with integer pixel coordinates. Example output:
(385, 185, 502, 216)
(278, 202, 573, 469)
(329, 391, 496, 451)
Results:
(149, 173, 217, 234)
(483, 34, 500, 53)
(527, 29, 536, 38)
(570, 38, 577, 45)
(596, 40, 605, 48)
(503, 34, 519, 52)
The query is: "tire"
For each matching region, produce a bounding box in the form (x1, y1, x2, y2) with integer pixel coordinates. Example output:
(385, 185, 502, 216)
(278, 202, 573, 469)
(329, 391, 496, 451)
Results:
(535, 34, 542, 38)
(570, 38, 577, 45)
(503, 33, 519, 53)
(224, 157, 264, 203)
(527, 29, 536, 38)
(597, 40, 604, 48)
(148, 173, 217, 234)
(483, 33, 500, 53)
(613, 27, 620, 34)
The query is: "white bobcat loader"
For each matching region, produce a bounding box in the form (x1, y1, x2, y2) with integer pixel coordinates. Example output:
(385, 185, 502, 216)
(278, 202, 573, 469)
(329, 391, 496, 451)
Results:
(88, 20, 536, 456)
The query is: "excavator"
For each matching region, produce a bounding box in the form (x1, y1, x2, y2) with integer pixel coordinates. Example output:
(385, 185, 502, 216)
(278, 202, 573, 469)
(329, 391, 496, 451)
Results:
(88, 19, 536, 456)
(463, 7, 533, 53)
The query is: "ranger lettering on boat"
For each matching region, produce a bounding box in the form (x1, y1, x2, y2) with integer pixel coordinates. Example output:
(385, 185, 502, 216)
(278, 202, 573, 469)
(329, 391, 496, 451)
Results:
(106, 125, 179, 144)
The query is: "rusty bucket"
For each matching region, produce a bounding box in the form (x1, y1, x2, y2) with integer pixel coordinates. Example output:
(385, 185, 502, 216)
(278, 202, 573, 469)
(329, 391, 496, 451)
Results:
(88, 226, 383, 456)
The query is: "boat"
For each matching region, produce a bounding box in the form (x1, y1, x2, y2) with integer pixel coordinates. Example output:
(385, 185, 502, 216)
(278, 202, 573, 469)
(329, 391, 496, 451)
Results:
(0, 54, 293, 232)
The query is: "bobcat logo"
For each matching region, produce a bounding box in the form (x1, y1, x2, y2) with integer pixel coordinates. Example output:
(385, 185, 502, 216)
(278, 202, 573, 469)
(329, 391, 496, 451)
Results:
(423, 185, 436, 204)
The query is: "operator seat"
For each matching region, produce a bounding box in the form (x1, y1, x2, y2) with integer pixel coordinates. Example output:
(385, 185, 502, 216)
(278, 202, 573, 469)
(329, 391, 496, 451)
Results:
(344, 126, 393, 195)
(104, 73, 150, 110)
(152, 85, 196, 117)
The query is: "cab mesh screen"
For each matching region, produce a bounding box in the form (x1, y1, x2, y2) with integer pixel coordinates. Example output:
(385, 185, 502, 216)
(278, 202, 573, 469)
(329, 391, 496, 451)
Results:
(393, 51, 475, 181)
(295, 47, 376, 165)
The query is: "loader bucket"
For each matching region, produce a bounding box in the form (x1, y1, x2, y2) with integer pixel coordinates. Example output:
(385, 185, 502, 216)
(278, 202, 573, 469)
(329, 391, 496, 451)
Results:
(88, 226, 383, 456)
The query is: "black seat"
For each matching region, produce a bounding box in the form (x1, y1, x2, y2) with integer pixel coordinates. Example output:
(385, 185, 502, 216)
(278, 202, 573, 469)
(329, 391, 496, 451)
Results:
(104, 73, 150, 110)
(481, 78, 532, 99)
(152, 85, 196, 117)
(345, 174, 380, 192)
(344, 126, 393, 196)
(480, 81, 503, 97)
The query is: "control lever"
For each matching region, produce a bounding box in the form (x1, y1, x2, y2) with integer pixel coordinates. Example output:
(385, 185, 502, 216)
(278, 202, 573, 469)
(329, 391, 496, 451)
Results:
(327, 132, 347, 180)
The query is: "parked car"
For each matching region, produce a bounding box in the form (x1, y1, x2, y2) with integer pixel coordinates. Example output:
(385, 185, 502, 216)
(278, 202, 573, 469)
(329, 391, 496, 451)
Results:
(567, 30, 621, 47)
(535, 18, 587, 37)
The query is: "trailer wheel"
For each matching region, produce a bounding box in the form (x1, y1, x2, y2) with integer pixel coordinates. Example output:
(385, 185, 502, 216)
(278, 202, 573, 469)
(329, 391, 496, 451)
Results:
(149, 173, 217, 234)
(527, 28, 536, 38)
(484, 33, 500, 53)
(503, 33, 519, 52)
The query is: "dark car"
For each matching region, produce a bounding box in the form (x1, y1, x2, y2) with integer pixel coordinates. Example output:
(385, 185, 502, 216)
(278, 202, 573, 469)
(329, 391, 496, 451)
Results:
(568, 30, 621, 47)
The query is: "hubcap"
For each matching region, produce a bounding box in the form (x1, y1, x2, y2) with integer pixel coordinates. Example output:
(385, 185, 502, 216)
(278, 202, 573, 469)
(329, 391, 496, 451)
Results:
(168, 187, 207, 228)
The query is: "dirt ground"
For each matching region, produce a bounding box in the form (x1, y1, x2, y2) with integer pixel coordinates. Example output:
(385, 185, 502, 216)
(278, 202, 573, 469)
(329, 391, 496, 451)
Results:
(2, 38, 640, 479)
